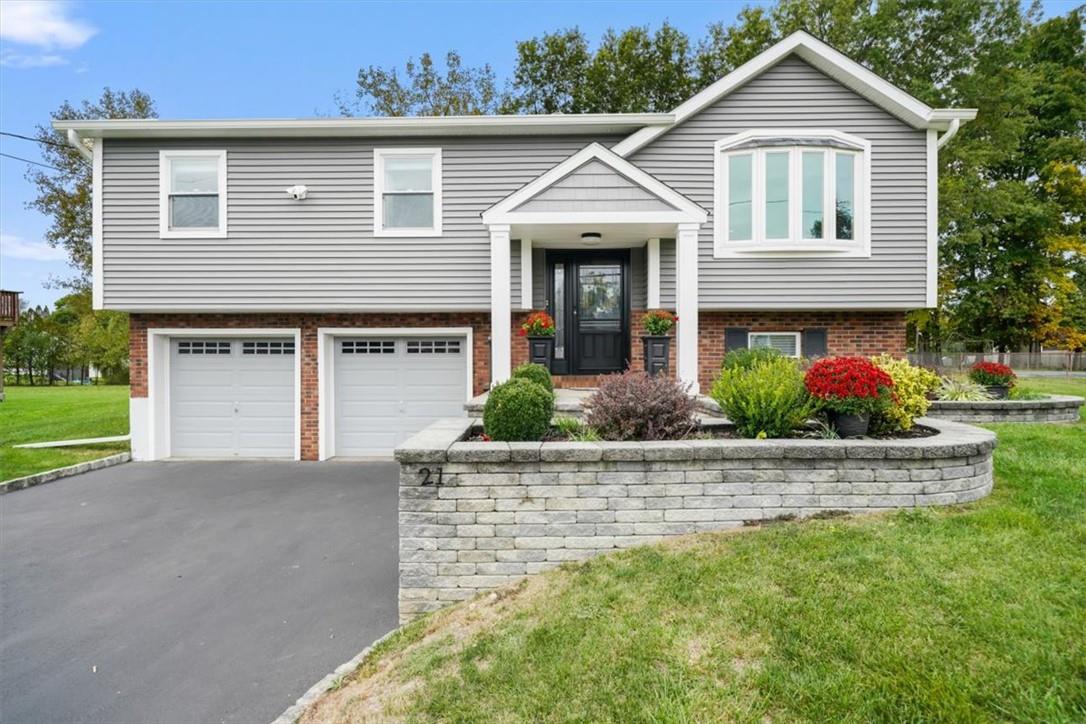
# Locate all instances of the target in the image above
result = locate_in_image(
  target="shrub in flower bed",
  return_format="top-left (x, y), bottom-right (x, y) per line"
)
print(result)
top-left (870, 354), bottom-right (941, 432)
top-left (968, 362), bottom-right (1016, 398)
top-left (805, 356), bottom-right (895, 436)
top-left (721, 346), bottom-right (784, 371)
top-left (642, 309), bottom-right (677, 335)
top-left (585, 371), bottom-right (697, 441)
top-left (711, 355), bottom-right (812, 439)
top-left (511, 362), bottom-right (554, 393)
top-left (938, 377), bottom-right (992, 401)
top-left (483, 378), bottom-right (555, 441)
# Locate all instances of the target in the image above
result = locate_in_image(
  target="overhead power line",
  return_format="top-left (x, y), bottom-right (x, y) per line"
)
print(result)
top-left (0, 152), bottom-right (65, 172)
top-left (0, 130), bottom-right (70, 149)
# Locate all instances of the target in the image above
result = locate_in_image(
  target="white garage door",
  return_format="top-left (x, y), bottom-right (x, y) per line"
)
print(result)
top-left (169, 338), bottom-right (296, 458)
top-left (334, 336), bottom-right (468, 457)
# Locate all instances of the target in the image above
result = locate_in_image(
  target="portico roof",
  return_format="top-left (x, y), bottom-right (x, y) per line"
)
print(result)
top-left (481, 143), bottom-right (707, 230)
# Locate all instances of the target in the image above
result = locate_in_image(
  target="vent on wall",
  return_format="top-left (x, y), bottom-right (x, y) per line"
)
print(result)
top-left (177, 340), bottom-right (232, 355)
top-left (341, 340), bottom-right (395, 354)
top-left (406, 339), bottom-right (461, 354)
top-left (242, 340), bottom-right (295, 355)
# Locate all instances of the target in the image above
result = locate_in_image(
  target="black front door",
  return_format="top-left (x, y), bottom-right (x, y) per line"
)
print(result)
top-left (547, 251), bottom-right (629, 375)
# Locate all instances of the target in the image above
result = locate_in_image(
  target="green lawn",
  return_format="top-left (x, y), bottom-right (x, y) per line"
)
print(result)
top-left (1, 385), bottom-right (130, 482)
top-left (303, 377), bottom-right (1086, 723)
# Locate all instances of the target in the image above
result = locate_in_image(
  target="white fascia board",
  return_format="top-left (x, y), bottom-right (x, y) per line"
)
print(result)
top-left (482, 142), bottom-right (707, 225)
top-left (614, 30), bottom-right (973, 158)
top-left (51, 113), bottom-right (674, 139)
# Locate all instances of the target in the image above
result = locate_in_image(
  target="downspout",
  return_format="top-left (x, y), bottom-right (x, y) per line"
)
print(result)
top-left (66, 129), bottom-right (94, 162)
top-left (936, 118), bottom-right (960, 149)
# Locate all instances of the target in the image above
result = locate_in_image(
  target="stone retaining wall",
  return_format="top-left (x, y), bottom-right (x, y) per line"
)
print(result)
top-left (394, 418), bottom-right (996, 623)
top-left (927, 395), bottom-right (1082, 424)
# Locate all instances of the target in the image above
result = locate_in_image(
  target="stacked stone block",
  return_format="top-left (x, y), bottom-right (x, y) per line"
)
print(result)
top-left (395, 417), bottom-right (996, 622)
top-left (927, 395), bottom-right (1082, 424)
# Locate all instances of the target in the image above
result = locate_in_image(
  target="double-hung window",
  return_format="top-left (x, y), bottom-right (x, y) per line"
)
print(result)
top-left (159, 150), bottom-right (227, 238)
top-left (374, 148), bottom-right (442, 236)
top-left (714, 130), bottom-right (869, 257)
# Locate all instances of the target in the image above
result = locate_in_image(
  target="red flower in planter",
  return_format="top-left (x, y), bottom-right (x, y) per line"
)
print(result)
top-left (642, 309), bottom-right (677, 336)
top-left (804, 356), bottom-right (895, 415)
top-left (968, 361), bottom-right (1016, 387)
top-left (520, 311), bottom-right (556, 337)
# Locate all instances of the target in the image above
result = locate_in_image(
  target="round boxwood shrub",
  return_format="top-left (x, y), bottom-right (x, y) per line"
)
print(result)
top-left (511, 362), bottom-right (554, 393)
top-left (483, 378), bottom-right (555, 441)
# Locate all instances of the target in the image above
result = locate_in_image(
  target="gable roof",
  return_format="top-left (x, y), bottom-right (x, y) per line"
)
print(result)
top-left (612, 30), bottom-right (977, 158)
top-left (481, 143), bottom-right (707, 226)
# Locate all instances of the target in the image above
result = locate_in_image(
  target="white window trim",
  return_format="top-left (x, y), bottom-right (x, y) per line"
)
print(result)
top-left (373, 147), bottom-right (443, 237)
top-left (748, 331), bottom-right (802, 358)
top-left (159, 150), bottom-right (228, 239)
top-left (713, 130), bottom-right (871, 258)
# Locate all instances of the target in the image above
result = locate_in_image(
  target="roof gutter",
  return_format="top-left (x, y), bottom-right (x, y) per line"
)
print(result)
top-left (936, 117), bottom-right (961, 149)
top-left (66, 129), bottom-right (93, 162)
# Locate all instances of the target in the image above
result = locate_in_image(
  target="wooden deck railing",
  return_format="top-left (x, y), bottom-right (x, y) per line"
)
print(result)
top-left (0, 290), bottom-right (20, 327)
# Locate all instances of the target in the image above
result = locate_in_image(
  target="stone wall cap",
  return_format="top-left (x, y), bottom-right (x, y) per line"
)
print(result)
top-left (930, 395), bottom-right (1083, 411)
top-left (402, 417), bottom-right (996, 463)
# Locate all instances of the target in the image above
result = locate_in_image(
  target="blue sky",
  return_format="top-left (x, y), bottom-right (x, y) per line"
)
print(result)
top-left (1, 0), bottom-right (1078, 308)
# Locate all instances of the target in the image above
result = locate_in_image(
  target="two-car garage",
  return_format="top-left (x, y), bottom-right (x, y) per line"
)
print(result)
top-left (142, 328), bottom-right (472, 461)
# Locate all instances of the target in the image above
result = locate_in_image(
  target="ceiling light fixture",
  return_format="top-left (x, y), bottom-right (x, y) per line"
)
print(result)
top-left (581, 232), bottom-right (602, 246)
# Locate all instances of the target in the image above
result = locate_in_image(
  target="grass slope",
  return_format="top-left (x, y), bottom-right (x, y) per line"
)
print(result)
top-left (1, 385), bottom-right (130, 482)
top-left (304, 378), bottom-right (1086, 723)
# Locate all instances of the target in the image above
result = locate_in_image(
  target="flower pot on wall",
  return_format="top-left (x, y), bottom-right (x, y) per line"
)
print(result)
top-left (641, 335), bottom-right (671, 376)
top-left (828, 411), bottom-right (870, 437)
top-left (527, 336), bottom-right (555, 370)
top-left (985, 385), bottom-right (1010, 400)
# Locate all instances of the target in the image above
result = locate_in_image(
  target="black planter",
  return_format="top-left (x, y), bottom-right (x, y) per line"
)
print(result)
top-left (828, 411), bottom-right (870, 437)
top-left (985, 384), bottom-right (1010, 399)
top-left (526, 335), bottom-right (555, 370)
top-left (642, 335), bottom-right (672, 376)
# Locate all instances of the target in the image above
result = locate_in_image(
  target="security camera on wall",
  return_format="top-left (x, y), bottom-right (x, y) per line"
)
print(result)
top-left (285, 185), bottom-right (308, 200)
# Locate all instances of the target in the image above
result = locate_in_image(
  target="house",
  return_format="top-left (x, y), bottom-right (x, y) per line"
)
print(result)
top-left (57, 31), bottom-right (974, 462)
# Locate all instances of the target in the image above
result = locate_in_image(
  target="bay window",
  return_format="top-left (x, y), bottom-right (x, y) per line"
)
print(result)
top-left (714, 130), bottom-right (870, 256)
top-left (374, 147), bottom-right (442, 236)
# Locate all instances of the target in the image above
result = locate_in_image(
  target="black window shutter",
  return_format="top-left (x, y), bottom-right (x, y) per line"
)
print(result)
top-left (802, 328), bottom-right (828, 358)
top-left (725, 327), bottom-right (749, 351)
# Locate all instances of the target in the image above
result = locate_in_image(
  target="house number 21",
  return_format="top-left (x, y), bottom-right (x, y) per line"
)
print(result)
top-left (419, 467), bottom-right (445, 487)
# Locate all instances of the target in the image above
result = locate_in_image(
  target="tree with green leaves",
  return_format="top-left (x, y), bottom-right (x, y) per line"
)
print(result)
top-left (341, 51), bottom-right (499, 116)
top-left (27, 88), bottom-right (156, 291)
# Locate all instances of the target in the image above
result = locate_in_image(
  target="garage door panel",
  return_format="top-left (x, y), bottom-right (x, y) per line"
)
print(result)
top-left (169, 337), bottom-right (295, 458)
top-left (335, 336), bottom-right (467, 457)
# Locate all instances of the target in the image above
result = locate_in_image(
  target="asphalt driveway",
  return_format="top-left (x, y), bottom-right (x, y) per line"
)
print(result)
top-left (0, 461), bottom-right (399, 724)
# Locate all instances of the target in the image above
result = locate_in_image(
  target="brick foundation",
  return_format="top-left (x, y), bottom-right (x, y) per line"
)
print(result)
top-left (131, 309), bottom-right (906, 460)
top-left (698, 311), bottom-right (907, 391)
top-left (130, 312), bottom-right (491, 460)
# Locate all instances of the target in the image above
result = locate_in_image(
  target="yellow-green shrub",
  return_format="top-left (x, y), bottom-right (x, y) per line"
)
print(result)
top-left (870, 354), bottom-right (941, 431)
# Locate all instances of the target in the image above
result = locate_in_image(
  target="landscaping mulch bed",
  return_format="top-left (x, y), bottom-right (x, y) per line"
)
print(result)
top-left (466, 423), bottom-right (938, 443)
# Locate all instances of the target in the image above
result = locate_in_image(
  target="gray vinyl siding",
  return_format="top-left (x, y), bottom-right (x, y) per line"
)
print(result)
top-left (659, 239), bottom-right (676, 308)
top-left (514, 159), bottom-right (674, 213)
top-left (101, 136), bottom-right (616, 311)
top-left (630, 55), bottom-right (929, 310)
top-left (510, 239), bottom-right (521, 307)
top-left (630, 246), bottom-right (648, 309)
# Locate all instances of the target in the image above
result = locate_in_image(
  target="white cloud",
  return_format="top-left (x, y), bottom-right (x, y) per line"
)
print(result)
top-left (0, 1), bottom-right (97, 50)
top-left (0, 49), bottom-right (68, 68)
top-left (0, 234), bottom-right (68, 262)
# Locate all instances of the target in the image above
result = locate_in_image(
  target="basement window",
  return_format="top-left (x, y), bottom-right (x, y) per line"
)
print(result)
top-left (748, 332), bottom-right (801, 358)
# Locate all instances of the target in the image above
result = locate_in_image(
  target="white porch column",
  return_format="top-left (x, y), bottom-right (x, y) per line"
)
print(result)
top-left (675, 223), bottom-right (700, 394)
top-left (490, 224), bottom-right (512, 386)
top-left (520, 238), bottom-right (533, 310)
top-left (647, 237), bottom-right (660, 309)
